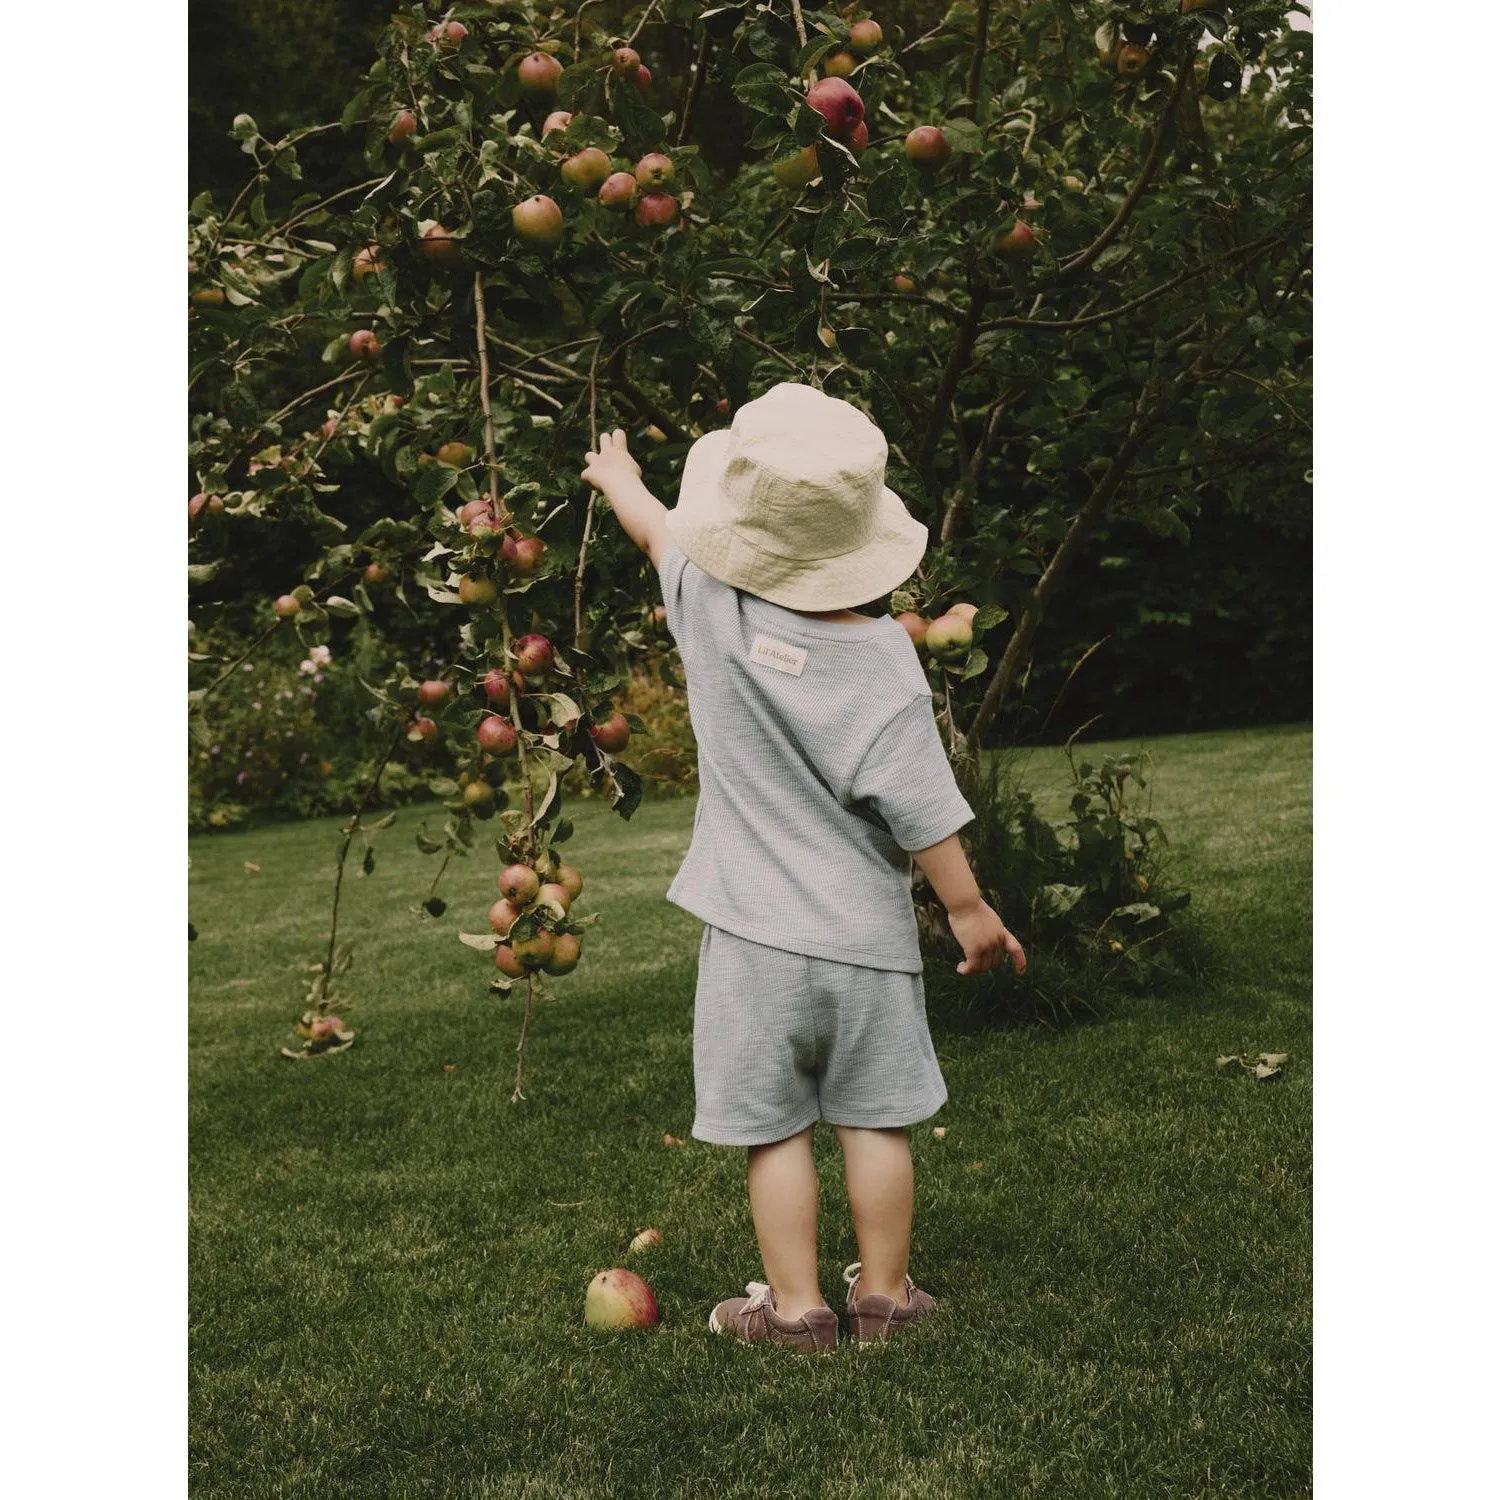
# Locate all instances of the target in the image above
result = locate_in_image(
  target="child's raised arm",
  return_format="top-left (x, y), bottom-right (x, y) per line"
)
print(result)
top-left (580, 429), bottom-right (671, 567)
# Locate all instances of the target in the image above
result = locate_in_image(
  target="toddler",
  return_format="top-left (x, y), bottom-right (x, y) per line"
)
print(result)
top-left (581, 381), bottom-right (1025, 1352)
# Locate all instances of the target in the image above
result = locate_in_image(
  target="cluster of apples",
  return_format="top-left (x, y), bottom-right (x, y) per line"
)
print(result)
top-left (895, 601), bottom-right (980, 666)
top-left (489, 854), bottom-right (585, 977)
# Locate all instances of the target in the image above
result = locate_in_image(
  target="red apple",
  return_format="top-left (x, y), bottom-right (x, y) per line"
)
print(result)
top-left (633, 64), bottom-right (652, 92)
top-left (478, 715), bottom-right (518, 754)
top-left (273, 594), bottom-right (301, 619)
top-left (542, 110), bottom-right (573, 138)
top-left (488, 898), bottom-right (523, 935)
top-left (190, 288), bottom-right (225, 307)
top-left (352, 245), bottom-right (386, 279)
top-left (538, 881), bottom-right (572, 914)
top-left (429, 20), bottom-right (466, 50)
top-left (823, 50), bottom-right (857, 78)
top-left (543, 932), bottom-right (581, 975)
top-left (513, 633), bottom-right (554, 676)
top-left (494, 943), bottom-right (526, 978)
top-left (411, 716), bottom-right (439, 744)
top-left (562, 148), bottom-right (613, 189)
top-left (849, 19), bottom-right (883, 52)
top-left (417, 680), bottom-right (451, 706)
top-left (715, 397), bottom-right (730, 416)
top-left (363, 562), bottom-right (390, 585)
top-left (948, 602), bottom-right (979, 623)
top-left (849, 120), bottom-right (869, 156)
top-left (610, 45), bottom-right (641, 75)
top-left (518, 51), bottom-right (563, 96)
top-left (482, 667), bottom-right (512, 707)
top-left (634, 153), bottom-right (674, 188)
top-left (599, 171), bottom-right (636, 208)
top-left (498, 863), bottom-right (541, 903)
top-left (349, 329), bottom-right (381, 360)
top-left (388, 110), bottom-right (418, 145)
top-left (893, 272), bottom-right (917, 293)
top-left (309, 1015), bottom-right (344, 1040)
top-left (421, 223), bottom-right (464, 269)
top-left (895, 611), bottom-right (929, 646)
top-left (457, 499), bottom-right (493, 527)
top-left (436, 440), bottom-right (473, 466)
top-left (584, 1268), bottom-right (659, 1330)
top-left (590, 712), bottom-right (630, 754)
top-left (510, 536), bottom-right (546, 574)
top-left (993, 217), bottom-right (1036, 257)
top-left (512, 929), bottom-right (557, 971)
top-left (634, 192), bottom-right (678, 228)
top-left (556, 864), bottom-right (584, 900)
top-left (1117, 42), bottom-right (1150, 76)
top-left (806, 77), bottom-right (864, 138)
top-left (513, 194), bottom-right (564, 249)
top-left (904, 125), bottom-right (950, 164)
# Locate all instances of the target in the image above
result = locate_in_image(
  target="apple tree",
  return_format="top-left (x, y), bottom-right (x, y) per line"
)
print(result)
top-left (187, 0), bottom-right (1312, 1088)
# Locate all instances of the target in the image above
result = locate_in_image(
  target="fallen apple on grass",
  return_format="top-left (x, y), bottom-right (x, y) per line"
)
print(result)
top-left (585, 1269), bottom-right (660, 1331)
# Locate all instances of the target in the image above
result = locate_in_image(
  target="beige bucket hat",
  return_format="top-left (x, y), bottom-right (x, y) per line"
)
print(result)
top-left (665, 381), bottom-right (928, 611)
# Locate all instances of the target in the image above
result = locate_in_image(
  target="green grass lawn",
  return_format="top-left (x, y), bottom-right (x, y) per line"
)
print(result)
top-left (190, 723), bottom-right (1311, 1499)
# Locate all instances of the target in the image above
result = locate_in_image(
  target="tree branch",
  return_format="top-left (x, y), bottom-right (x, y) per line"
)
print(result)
top-left (965, 1), bottom-right (994, 120)
top-left (940, 385), bottom-right (1019, 544)
top-left (573, 343), bottom-right (604, 652)
top-left (1057, 55), bottom-right (1194, 280)
top-left (968, 380), bottom-right (1160, 743)
top-left (914, 279), bottom-right (990, 493)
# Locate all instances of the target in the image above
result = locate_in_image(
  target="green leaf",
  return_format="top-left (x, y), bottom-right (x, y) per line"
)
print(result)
top-left (609, 761), bottom-right (643, 820)
top-left (552, 817), bottom-right (574, 844)
top-left (414, 463), bottom-right (460, 507)
top-left (459, 931), bottom-right (500, 951)
top-left (960, 647), bottom-right (989, 681)
top-left (188, 562), bottom-right (221, 586)
top-left (361, 847), bottom-right (376, 876)
top-left (941, 116), bottom-right (984, 154)
top-left (733, 62), bottom-right (795, 115)
top-left (971, 604), bottom-right (1009, 634)
top-left (324, 595), bottom-right (360, 618)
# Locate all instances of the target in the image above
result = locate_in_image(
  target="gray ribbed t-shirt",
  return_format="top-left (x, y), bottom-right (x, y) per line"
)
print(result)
top-left (657, 542), bottom-right (974, 974)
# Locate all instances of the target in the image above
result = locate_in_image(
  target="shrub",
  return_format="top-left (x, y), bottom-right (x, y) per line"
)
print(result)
top-left (917, 740), bottom-right (1197, 1022)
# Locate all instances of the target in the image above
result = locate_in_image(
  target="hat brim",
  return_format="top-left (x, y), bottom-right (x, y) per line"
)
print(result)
top-left (665, 428), bottom-right (928, 612)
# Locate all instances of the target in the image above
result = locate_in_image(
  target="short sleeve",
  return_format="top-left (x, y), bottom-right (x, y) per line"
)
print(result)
top-left (845, 695), bottom-right (975, 852)
top-left (655, 541), bottom-right (692, 649)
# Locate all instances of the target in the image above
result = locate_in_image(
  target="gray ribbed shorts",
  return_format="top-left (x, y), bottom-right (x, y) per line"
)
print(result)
top-left (690, 925), bottom-right (949, 1147)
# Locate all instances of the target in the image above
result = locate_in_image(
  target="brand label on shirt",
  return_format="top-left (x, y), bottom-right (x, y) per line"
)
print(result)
top-left (749, 633), bottom-right (808, 677)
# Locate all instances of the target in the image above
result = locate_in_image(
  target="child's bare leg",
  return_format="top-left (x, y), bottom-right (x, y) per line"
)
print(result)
top-left (745, 1124), bottom-right (827, 1321)
top-left (833, 1124), bottom-right (913, 1303)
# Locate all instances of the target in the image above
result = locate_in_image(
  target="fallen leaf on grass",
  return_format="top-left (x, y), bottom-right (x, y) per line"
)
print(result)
top-left (932, 1127), bottom-right (947, 1139)
top-left (969, 1161), bottom-right (985, 1171)
top-left (662, 1133), bottom-right (685, 1147)
top-left (1218, 1051), bottom-right (1291, 1081)
top-left (629, 1227), bottom-right (663, 1253)
top-left (244, 862), bottom-right (261, 874)
top-left (442, 1063), bottom-right (456, 1072)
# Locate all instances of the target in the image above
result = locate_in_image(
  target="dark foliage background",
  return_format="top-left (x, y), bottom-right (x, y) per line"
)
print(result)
top-left (188, 0), bottom-right (1310, 747)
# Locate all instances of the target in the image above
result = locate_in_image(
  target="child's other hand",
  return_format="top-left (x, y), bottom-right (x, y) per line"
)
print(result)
top-left (948, 900), bottom-right (1027, 976)
top-left (581, 429), bottom-right (641, 493)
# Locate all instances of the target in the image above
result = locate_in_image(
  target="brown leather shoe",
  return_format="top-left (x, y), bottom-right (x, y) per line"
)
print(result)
top-left (708, 1281), bottom-right (839, 1353)
top-left (842, 1261), bottom-right (938, 1344)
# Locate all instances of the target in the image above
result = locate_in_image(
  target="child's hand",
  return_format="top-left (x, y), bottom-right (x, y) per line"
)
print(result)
top-left (948, 900), bottom-right (1027, 976)
top-left (581, 429), bottom-right (642, 494)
